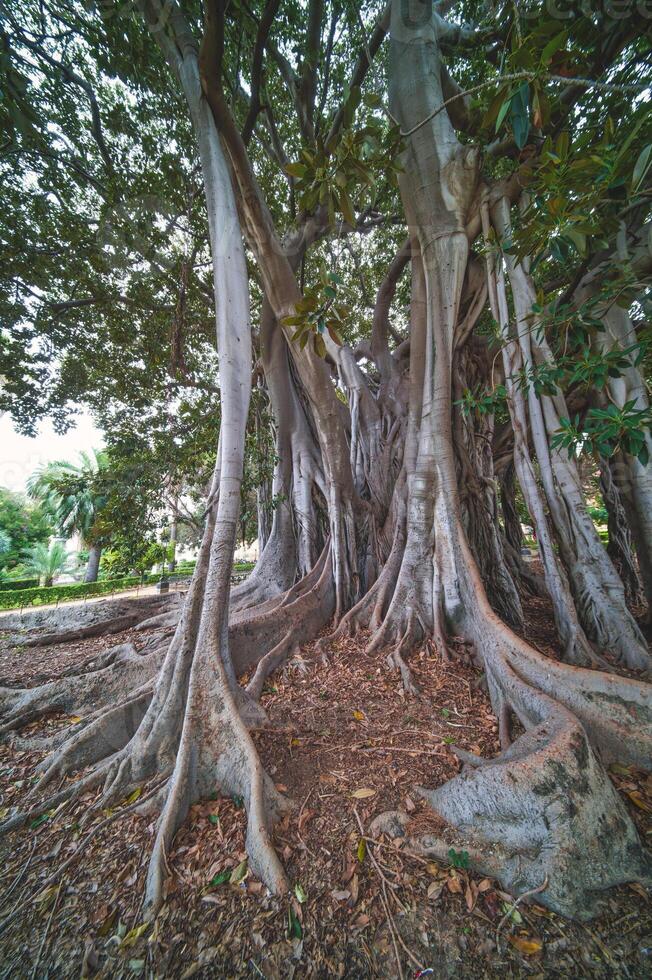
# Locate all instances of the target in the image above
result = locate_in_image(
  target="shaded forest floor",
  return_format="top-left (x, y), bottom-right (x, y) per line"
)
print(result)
top-left (0, 587), bottom-right (651, 978)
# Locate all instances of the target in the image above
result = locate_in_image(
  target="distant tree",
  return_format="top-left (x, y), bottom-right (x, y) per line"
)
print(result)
top-left (22, 541), bottom-right (68, 587)
top-left (0, 487), bottom-right (53, 572)
top-left (27, 449), bottom-right (109, 582)
top-left (101, 538), bottom-right (169, 578)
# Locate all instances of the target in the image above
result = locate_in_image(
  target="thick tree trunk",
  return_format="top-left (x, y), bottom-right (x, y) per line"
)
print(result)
top-left (600, 454), bottom-right (643, 606)
top-left (481, 202), bottom-right (598, 667)
top-left (3, 0), bottom-right (652, 929)
top-left (167, 518), bottom-right (177, 574)
top-left (454, 338), bottom-right (523, 627)
top-left (370, 0), bottom-right (652, 919)
top-left (0, 40), bottom-right (287, 920)
top-left (84, 543), bottom-right (102, 583)
top-left (493, 198), bottom-right (648, 671)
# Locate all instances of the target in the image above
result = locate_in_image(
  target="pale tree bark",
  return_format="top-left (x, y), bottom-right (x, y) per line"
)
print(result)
top-left (0, 13), bottom-right (288, 918)
top-left (453, 336), bottom-right (523, 628)
top-left (577, 266), bottom-right (652, 619)
top-left (369, 0), bottom-right (652, 919)
top-left (84, 544), bottom-right (102, 583)
top-left (493, 197), bottom-right (649, 671)
top-left (600, 454), bottom-right (643, 606)
top-left (481, 200), bottom-right (599, 667)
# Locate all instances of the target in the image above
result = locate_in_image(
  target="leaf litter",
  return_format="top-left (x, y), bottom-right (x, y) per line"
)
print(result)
top-left (0, 610), bottom-right (650, 977)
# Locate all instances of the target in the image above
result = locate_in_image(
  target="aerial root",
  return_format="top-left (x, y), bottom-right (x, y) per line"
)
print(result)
top-left (384, 609), bottom-right (422, 694)
top-left (246, 629), bottom-right (300, 701)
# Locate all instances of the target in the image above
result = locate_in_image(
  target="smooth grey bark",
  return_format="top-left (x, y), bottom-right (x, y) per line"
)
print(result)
top-left (167, 517), bottom-right (177, 574)
top-left (454, 338), bottom-right (523, 627)
top-left (380, 0), bottom-right (652, 919)
top-left (600, 454), bottom-right (643, 606)
top-left (494, 198), bottom-right (649, 671)
top-left (584, 289), bottom-right (652, 617)
top-left (0, 24), bottom-right (287, 919)
top-left (481, 203), bottom-right (597, 667)
top-left (84, 544), bottom-right (102, 583)
top-left (3, 0), bottom-right (652, 929)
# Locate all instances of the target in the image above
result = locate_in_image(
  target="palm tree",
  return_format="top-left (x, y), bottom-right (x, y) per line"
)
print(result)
top-left (27, 449), bottom-right (109, 582)
top-left (22, 541), bottom-right (68, 587)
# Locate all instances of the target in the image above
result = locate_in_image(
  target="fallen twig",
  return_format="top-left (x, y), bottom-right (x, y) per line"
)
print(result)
top-left (30, 882), bottom-right (61, 979)
top-left (0, 779), bottom-right (165, 938)
top-left (496, 876), bottom-right (549, 952)
top-left (0, 840), bottom-right (36, 913)
top-left (353, 809), bottom-right (426, 974)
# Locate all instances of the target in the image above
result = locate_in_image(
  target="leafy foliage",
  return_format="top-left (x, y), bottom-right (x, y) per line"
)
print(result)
top-left (21, 540), bottom-right (69, 587)
top-left (0, 487), bottom-right (53, 571)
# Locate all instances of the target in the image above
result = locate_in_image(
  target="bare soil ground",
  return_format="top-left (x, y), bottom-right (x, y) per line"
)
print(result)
top-left (0, 592), bottom-right (650, 978)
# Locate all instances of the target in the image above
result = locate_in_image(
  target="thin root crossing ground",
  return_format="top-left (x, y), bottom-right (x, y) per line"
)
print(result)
top-left (0, 619), bottom-right (650, 978)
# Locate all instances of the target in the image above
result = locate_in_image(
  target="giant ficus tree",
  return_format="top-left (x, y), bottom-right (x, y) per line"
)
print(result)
top-left (1, 0), bottom-right (652, 921)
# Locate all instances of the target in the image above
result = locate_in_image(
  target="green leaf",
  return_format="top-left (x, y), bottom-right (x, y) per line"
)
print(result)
top-left (357, 837), bottom-right (367, 863)
top-left (495, 95), bottom-right (513, 134)
top-left (288, 905), bottom-right (303, 939)
top-left (510, 82), bottom-right (530, 149)
top-left (483, 85), bottom-right (510, 130)
top-left (541, 30), bottom-right (568, 65)
top-left (229, 859), bottom-right (248, 884)
top-left (338, 188), bottom-right (356, 226)
top-left (209, 870), bottom-right (231, 887)
top-left (632, 144), bottom-right (652, 191)
top-left (294, 882), bottom-right (307, 903)
top-left (314, 333), bottom-right (327, 358)
top-left (326, 322), bottom-right (343, 346)
top-left (209, 813), bottom-right (219, 826)
top-left (285, 162), bottom-right (308, 179)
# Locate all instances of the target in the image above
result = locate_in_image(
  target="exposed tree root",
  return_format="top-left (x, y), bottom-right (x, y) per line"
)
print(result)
top-left (0, 645), bottom-right (164, 738)
top-left (1, 595), bottom-right (175, 647)
top-left (19, 612), bottom-right (156, 648)
top-left (230, 545), bottom-right (334, 676)
top-left (379, 695), bottom-right (651, 919)
top-left (369, 532), bottom-right (652, 918)
top-left (0, 552), bottom-right (337, 913)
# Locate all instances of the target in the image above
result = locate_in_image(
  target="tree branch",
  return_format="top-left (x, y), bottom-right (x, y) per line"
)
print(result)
top-left (324, 2), bottom-right (391, 150)
top-left (241, 0), bottom-right (282, 145)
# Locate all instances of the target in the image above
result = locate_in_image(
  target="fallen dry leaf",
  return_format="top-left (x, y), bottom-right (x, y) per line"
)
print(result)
top-left (508, 935), bottom-right (543, 955)
top-left (465, 881), bottom-right (475, 911)
top-left (331, 889), bottom-right (351, 902)
top-left (427, 881), bottom-right (444, 900)
top-left (298, 807), bottom-right (316, 831)
top-left (351, 788), bottom-right (376, 799)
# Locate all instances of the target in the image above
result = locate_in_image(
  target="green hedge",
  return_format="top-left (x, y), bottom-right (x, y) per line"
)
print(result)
top-left (0, 575), bottom-right (145, 610)
top-left (0, 562), bottom-right (254, 611)
top-left (0, 578), bottom-right (39, 591)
